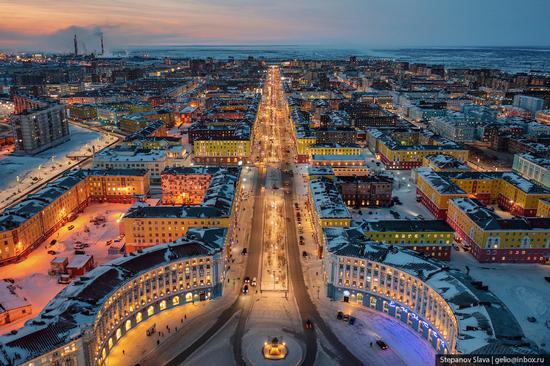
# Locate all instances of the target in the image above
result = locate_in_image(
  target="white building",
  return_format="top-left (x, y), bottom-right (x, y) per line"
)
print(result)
top-left (11, 103), bottom-right (70, 155)
top-left (428, 112), bottom-right (476, 143)
top-left (513, 95), bottom-right (546, 117)
top-left (93, 145), bottom-right (186, 182)
top-left (323, 227), bottom-right (539, 355)
top-left (512, 153), bottom-right (550, 189)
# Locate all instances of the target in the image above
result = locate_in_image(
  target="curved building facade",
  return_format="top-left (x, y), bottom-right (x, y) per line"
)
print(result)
top-left (0, 228), bottom-right (227, 366)
top-left (323, 227), bottom-right (538, 355)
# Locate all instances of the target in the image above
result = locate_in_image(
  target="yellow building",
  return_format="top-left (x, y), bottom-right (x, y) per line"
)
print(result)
top-left (296, 137), bottom-right (316, 155)
top-left (121, 167), bottom-right (241, 252)
top-left (421, 154), bottom-right (471, 172)
top-left (537, 199), bottom-right (550, 218)
top-left (307, 144), bottom-right (363, 156)
top-left (361, 220), bottom-right (454, 260)
top-left (378, 137), bottom-right (469, 170)
top-left (119, 110), bottom-right (172, 133)
top-left (67, 104), bottom-right (98, 121)
top-left (193, 139), bottom-right (251, 164)
top-left (447, 197), bottom-right (550, 263)
top-left (415, 169), bottom-right (550, 219)
top-left (0, 169), bottom-right (150, 265)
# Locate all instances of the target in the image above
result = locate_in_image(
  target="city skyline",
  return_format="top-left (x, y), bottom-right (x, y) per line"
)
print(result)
top-left (1, 0), bottom-right (550, 52)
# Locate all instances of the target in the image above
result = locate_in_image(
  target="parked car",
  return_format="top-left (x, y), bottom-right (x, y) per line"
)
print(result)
top-left (244, 276), bottom-right (250, 284)
top-left (241, 248), bottom-right (248, 255)
top-left (47, 250), bottom-right (57, 255)
top-left (49, 239), bottom-right (57, 246)
top-left (302, 251), bottom-right (307, 257)
top-left (58, 274), bottom-right (71, 284)
top-left (376, 340), bottom-right (388, 350)
top-left (337, 311), bottom-right (344, 320)
top-left (146, 324), bottom-right (156, 336)
top-left (67, 225), bottom-right (75, 231)
top-left (242, 284), bottom-right (249, 294)
top-left (304, 319), bottom-right (313, 329)
top-left (251, 277), bottom-right (257, 287)
top-left (343, 314), bottom-right (350, 322)
top-left (349, 316), bottom-right (356, 325)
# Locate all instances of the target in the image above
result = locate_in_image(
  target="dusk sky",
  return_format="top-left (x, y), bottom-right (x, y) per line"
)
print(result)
top-left (1, 0), bottom-right (550, 52)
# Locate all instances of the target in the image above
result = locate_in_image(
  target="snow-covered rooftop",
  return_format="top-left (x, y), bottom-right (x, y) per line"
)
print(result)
top-left (323, 227), bottom-right (539, 355)
top-left (309, 177), bottom-right (351, 220)
top-left (0, 228), bottom-right (227, 365)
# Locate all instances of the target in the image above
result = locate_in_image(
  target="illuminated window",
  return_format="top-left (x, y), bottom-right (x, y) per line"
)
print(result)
top-left (125, 319), bottom-right (131, 331)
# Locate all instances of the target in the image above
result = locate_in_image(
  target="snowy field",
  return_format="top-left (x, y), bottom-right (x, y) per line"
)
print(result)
top-left (451, 250), bottom-right (550, 353)
top-left (0, 124), bottom-right (117, 209)
top-left (0, 202), bottom-right (131, 334)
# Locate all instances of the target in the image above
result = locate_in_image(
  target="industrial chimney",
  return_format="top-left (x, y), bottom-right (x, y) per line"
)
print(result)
top-left (100, 34), bottom-right (104, 56)
top-left (73, 34), bottom-right (78, 56)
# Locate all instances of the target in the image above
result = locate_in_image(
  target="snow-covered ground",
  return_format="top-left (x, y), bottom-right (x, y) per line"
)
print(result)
top-left (0, 124), bottom-right (117, 210)
top-left (0, 202), bottom-right (131, 334)
top-left (316, 296), bottom-right (435, 366)
top-left (451, 250), bottom-right (550, 353)
top-left (292, 168), bottom-right (436, 366)
top-left (301, 252), bottom-right (435, 366)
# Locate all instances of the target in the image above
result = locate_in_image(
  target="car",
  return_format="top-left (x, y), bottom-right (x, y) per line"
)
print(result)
top-left (343, 314), bottom-right (350, 322)
top-left (67, 225), bottom-right (75, 231)
top-left (242, 285), bottom-right (249, 294)
top-left (251, 277), bottom-right (257, 287)
top-left (241, 248), bottom-right (248, 255)
top-left (47, 250), bottom-right (57, 255)
top-left (337, 311), bottom-right (344, 320)
top-left (349, 316), bottom-right (356, 325)
top-left (244, 276), bottom-right (250, 284)
top-left (302, 251), bottom-right (307, 257)
top-left (75, 250), bottom-right (86, 255)
top-left (376, 340), bottom-right (388, 350)
top-left (304, 319), bottom-right (313, 329)
top-left (49, 239), bottom-right (57, 246)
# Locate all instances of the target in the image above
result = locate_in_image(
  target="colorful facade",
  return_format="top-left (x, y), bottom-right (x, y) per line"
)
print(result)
top-left (537, 199), bottom-right (550, 218)
top-left (193, 139), bottom-right (251, 164)
top-left (360, 220), bottom-right (454, 260)
top-left (161, 167), bottom-right (217, 205)
top-left (415, 169), bottom-right (550, 219)
top-left (122, 167), bottom-right (241, 252)
top-left (447, 197), bottom-right (550, 263)
top-left (379, 139), bottom-right (469, 170)
top-left (0, 169), bottom-right (150, 265)
top-left (0, 228), bottom-right (227, 366)
top-left (323, 227), bottom-right (536, 355)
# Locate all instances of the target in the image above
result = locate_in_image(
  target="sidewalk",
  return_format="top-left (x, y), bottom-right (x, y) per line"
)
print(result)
top-left (105, 282), bottom-right (241, 366)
